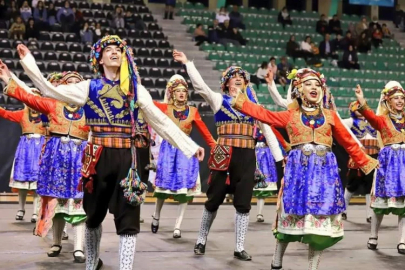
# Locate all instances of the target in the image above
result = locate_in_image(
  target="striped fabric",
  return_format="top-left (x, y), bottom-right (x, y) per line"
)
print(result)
top-left (91, 126), bottom-right (132, 148)
top-left (360, 139), bottom-right (380, 155)
top-left (217, 123), bottom-right (255, 149)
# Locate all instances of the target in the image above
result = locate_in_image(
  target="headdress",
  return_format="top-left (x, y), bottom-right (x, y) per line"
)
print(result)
top-left (59, 71), bottom-right (84, 85)
top-left (376, 81), bottom-right (404, 116)
top-left (47, 72), bottom-right (63, 84)
top-left (220, 66), bottom-right (250, 92)
top-left (164, 75), bottom-right (188, 104)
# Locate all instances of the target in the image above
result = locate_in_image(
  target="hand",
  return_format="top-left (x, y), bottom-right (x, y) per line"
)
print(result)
top-left (195, 147), bottom-right (205, 162)
top-left (173, 50), bottom-right (188, 65)
top-left (17, 44), bottom-right (30, 59)
top-left (354, 84), bottom-right (366, 105)
top-left (265, 68), bottom-right (274, 84)
top-left (0, 60), bottom-right (11, 83)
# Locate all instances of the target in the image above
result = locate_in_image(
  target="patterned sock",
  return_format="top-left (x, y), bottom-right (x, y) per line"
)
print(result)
top-left (257, 198), bottom-right (265, 216)
top-left (272, 240), bottom-right (288, 267)
top-left (343, 189), bottom-right (353, 213)
top-left (51, 217), bottom-right (65, 250)
top-left (85, 225), bottom-right (102, 270)
top-left (308, 247), bottom-right (323, 270)
top-left (235, 211), bottom-right (249, 252)
top-left (196, 208), bottom-right (217, 245)
top-left (73, 222), bottom-right (85, 252)
top-left (369, 211), bottom-right (384, 245)
top-left (119, 234), bottom-right (137, 270)
top-left (365, 194), bottom-right (372, 218)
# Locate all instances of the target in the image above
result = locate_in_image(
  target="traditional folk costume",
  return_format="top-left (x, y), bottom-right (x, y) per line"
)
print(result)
top-left (18, 35), bottom-right (201, 270)
top-left (354, 81), bottom-right (405, 254)
top-left (0, 105), bottom-right (45, 222)
top-left (150, 75), bottom-right (216, 238)
top-left (4, 71), bottom-right (89, 263)
top-left (231, 68), bottom-right (378, 269)
top-left (185, 62), bottom-right (284, 261)
top-left (341, 102), bottom-right (379, 222)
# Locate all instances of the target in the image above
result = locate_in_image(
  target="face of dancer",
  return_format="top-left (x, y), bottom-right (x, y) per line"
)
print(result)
top-left (66, 77), bottom-right (81, 84)
top-left (302, 79), bottom-right (322, 104)
top-left (100, 44), bottom-right (121, 69)
top-left (227, 73), bottom-right (245, 97)
top-left (173, 87), bottom-right (187, 103)
top-left (389, 95), bottom-right (405, 112)
top-left (51, 80), bottom-right (59, 86)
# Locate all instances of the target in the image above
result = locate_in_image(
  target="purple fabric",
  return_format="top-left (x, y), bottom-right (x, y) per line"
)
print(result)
top-left (283, 149), bottom-right (345, 216)
top-left (256, 147), bottom-right (277, 185)
top-left (155, 140), bottom-right (199, 191)
top-left (375, 146), bottom-right (405, 198)
top-left (13, 135), bottom-right (45, 182)
top-left (37, 137), bottom-right (86, 199)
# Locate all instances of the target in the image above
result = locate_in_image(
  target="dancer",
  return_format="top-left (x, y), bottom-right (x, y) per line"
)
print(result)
top-left (354, 83), bottom-right (405, 254)
top-left (12, 36), bottom-right (204, 270)
top-left (0, 100), bottom-right (45, 223)
top-left (341, 101), bottom-right (379, 222)
top-left (151, 75), bottom-right (216, 238)
top-left (1, 69), bottom-right (88, 263)
top-left (229, 68), bottom-right (378, 269)
top-left (175, 50), bottom-right (284, 261)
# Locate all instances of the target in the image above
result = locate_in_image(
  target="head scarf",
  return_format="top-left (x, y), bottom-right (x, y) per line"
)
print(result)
top-left (376, 81), bottom-right (405, 116)
top-left (59, 71), bottom-right (84, 85)
top-left (47, 72), bottom-right (63, 85)
top-left (164, 75), bottom-right (188, 104)
top-left (220, 66), bottom-right (250, 93)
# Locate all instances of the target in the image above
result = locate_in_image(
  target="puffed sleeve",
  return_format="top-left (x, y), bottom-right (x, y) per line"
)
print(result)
top-left (0, 107), bottom-right (24, 123)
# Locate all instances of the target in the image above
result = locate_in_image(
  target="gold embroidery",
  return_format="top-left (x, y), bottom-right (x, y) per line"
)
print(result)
top-left (380, 115), bottom-right (405, 145)
top-left (99, 84), bottom-right (130, 121)
top-left (86, 98), bottom-right (105, 117)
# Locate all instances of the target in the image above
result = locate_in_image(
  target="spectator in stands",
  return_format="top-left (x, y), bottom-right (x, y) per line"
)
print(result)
top-left (278, 7), bottom-right (292, 28)
top-left (33, 1), bottom-right (47, 29)
top-left (9, 15), bottom-right (25, 39)
top-left (340, 30), bottom-right (355, 51)
top-left (394, 4), bottom-right (403, 28)
top-left (276, 56), bottom-right (292, 90)
top-left (319, 33), bottom-right (338, 59)
top-left (355, 16), bottom-right (368, 38)
top-left (0, 0), bottom-right (8, 27)
top-left (216, 6), bottom-right (229, 25)
top-left (93, 22), bottom-right (102, 41)
top-left (208, 19), bottom-right (221, 43)
top-left (124, 10), bottom-right (136, 29)
top-left (164, 0), bottom-right (176, 20)
top-left (382, 23), bottom-right (393, 39)
top-left (369, 16), bottom-right (382, 31)
top-left (57, 0), bottom-right (75, 32)
top-left (229, 5), bottom-right (245, 30)
top-left (329, 14), bottom-right (342, 35)
top-left (356, 32), bottom-right (371, 53)
top-left (371, 25), bottom-right (383, 48)
top-left (316, 14), bottom-right (328, 35)
top-left (80, 22), bottom-right (93, 45)
top-left (331, 33), bottom-right (343, 51)
top-left (72, 7), bottom-right (84, 38)
top-left (286, 35), bottom-right (300, 58)
top-left (340, 45), bottom-right (359, 69)
top-left (113, 6), bottom-right (125, 28)
top-left (256, 61), bottom-right (269, 84)
top-left (232, 28), bottom-right (247, 45)
top-left (46, 2), bottom-right (57, 27)
top-left (31, 0), bottom-right (38, 8)
top-left (25, 18), bottom-right (39, 40)
top-left (194, 23), bottom-right (209, 46)
top-left (300, 35), bottom-right (314, 58)
top-left (19, 1), bottom-right (32, 23)
top-left (219, 20), bottom-right (239, 46)
top-left (8, 1), bottom-right (20, 23)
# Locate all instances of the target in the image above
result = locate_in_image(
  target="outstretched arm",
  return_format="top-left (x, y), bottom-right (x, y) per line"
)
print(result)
top-left (353, 84), bottom-right (384, 130)
top-left (193, 109), bottom-right (216, 148)
top-left (265, 69), bottom-right (288, 108)
top-left (0, 107), bottom-right (24, 123)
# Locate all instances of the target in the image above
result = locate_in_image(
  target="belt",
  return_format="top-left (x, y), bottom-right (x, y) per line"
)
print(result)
top-left (389, 143), bottom-right (405, 150)
top-left (293, 143), bottom-right (331, 157)
top-left (256, 142), bottom-right (268, 148)
top-left (92, 131), bottom-right (132, 139)
top-left (50, 133), bottom-right (83, 145)
top-left (219, 134), bottom-right (254, 140)
top-left (23, 133), bottom-right (42, 138)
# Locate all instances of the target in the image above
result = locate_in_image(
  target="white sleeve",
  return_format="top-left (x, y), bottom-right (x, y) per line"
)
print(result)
top-left (185, 61), bottom-right (223, 113)
top-left (20, 53), bottom-right (89, 106)
top-left (336, 113), bottom-right (362, 147)
top-left (10, 72), bottom-right (34, 94)
top-left (258, 122), bottom-right (284, 162)
top-left (341, 117), bottom-right (353, 129)
top-left (267, 81), bottom-right (288, 109)
top-left (137, 85), bottom-right (199, 158)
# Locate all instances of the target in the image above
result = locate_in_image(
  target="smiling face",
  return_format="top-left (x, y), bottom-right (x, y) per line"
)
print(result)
top-left (173, 87), bottom-right (187, 103)
top-left (66, 77), bottom-right (81, 84)
top-left (302, 79), bottom-right (322, 104)
top-left (388, 95), bottom-right (405, 112)
top-left (227, 73), bottom-right (245, 97)
top-left (100, 44), bottom-right (122, 69)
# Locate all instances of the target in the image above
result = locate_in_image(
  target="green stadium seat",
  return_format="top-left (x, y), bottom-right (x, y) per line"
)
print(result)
top-left (200, 43), bottom-right (212, 52)
top-left (208, 52), bottom-right (220, 61)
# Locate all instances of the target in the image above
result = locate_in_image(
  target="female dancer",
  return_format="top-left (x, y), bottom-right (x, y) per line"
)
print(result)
top-left (151, 74), bottom-right (216, 238)
top-left (230, 68), bottom-right (378, 269)
top-left (1, 69), bottom-right (89, 263)
top-left (354, 82), bottom-right (405, 254)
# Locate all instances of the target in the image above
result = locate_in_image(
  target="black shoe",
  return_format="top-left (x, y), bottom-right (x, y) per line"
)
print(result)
top-left (96, 258), bottom-right (103, 270)
top-left (151, 216), bottom-right (159, 233)
top-left (234, 250), bottom-right (252, 261)
top-left (164, 11), bottom-right (168, 19)
top-left (169, 12), bottom-right (174, 20)
top-left (73, 250), bottom-right (85, 263)
top-left (342, 213), bottom-right (347, 220)
top-left (15, 210), bottom-right (25, 220)
top-left (367, 237), bottom-right (378, 250)
top-left (398, 243), bottom-right (405, 255)
top-left (271, 265), bottom-right (283, 270)
top-left (47, 245), bottom-right (62, 257)
top-left (366, 217), bottom-right (372, 223)
top-left (194, 243), bottom-right (206, 255)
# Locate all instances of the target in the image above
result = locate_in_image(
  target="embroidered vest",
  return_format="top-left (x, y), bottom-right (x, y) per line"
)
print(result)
top-left (165, 105), bottom-right (195, 136)
top-left (380, 115), bottom-right (405, 145)
top-left (20, 107), bottom-right (46, 135)
top-left (351, 117), bottom-right (377, 139)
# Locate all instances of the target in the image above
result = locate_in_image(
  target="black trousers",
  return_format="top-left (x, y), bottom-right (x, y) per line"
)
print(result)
top-left (83, 148), bottom-right (140, 235)
top-left (346, 154), bottom-right (378, 195)
top-left (205, 147), bottom-right (256, 214)
top-left (136, 146), bottom-right (150, 184)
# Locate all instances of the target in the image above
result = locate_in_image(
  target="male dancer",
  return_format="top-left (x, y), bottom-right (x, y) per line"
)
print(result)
top-left (173, 50), bottom-right (284, 261)
top-left (8, 35), bottom-right (204, 270)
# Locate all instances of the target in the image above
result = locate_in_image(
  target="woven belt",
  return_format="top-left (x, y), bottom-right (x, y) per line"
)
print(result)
top-left (23, 133), bottom-right (42, 139)
top-left (389, 143), bottom-right (405, 150)
top-left (219, 134), bottom-right (253, 140)
top-left (92, 131), bottom-right (132, 138)
top-left (256, 142), bottom-right (268, 148)
top-left (293, 144), bottom-right (331, 157)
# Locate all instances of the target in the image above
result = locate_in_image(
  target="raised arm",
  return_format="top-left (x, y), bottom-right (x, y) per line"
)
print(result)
top-left (354, 84), bottom-right (385, 131)
top-left (152, 101), bottom-right (168, 112)
top-left (193, 109), bottom-right (216, 148)
top-left (265, 69), bottom-right (288, 108)
top-left (258, 122), bottom-right (284, 162)
top-left (0, 107), bottom-right (24, 123)
top-left (137, 84), bottom-right (202, 159)
top-left (173, 50), bottom-right (223, 113)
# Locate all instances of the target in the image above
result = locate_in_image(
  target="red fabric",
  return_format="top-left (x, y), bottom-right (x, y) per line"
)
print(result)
top-left (8, 84), bottom-right (55, 115)
top-left (193, 109), bottom-right (216, 148)
top-left (0, 107), bottom-right (24, 123)
top-left (271, 126), bottom-right (289, 151)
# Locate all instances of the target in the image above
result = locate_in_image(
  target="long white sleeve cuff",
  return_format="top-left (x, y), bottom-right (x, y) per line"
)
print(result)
top-left (259, 122), bottom-right (284, 162)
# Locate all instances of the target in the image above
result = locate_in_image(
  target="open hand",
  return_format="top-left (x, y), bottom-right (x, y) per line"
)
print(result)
top-left (0, 60), bottom-right (11, 83)
top-left (173, 50), bottom-right (188, 65)
top-left (195, 147), bottom-right (205, 161)
top-left (16, 44), bottom-right (30, 59)
top-left (354, 84), bottom-right (366, 105)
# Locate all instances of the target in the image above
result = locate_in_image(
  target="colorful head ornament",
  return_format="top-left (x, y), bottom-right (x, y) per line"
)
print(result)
top-left (59, 71), bottom-right (84, 85)
top-left (47, 72), bottom-right (63, 84)
top-left (381, 81), bottom-right (405, 100)
top-left (164, 75), bottom-right (188, 104)
top-left (220, 66), bottom-right (250, 92)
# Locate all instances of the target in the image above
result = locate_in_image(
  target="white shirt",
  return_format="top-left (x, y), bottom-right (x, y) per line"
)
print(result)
top-left (301, 41), bottom-right (312, 52)
top-left (256, 68), bottom-right (268, 79)
top-left (216, 13), bottom-right (229, 24)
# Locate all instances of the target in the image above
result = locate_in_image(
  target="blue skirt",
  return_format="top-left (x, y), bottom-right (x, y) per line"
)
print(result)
top-left (155, 140), bottom-right (199, 191)
top-left (13, 135), bottom-right (45, 182)
top-left (37, 137), bottom-right (86, 199)
top-left (254, 146), bottom-right (277, 197)
top-left (283, 148), bottom-right (345, 216)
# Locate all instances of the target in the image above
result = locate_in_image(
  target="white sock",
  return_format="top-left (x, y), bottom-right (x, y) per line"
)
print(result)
top-left (52, 217), bottom-right (65, 247)
top-left (196, 208), bottom-right (217, 245)
top-left (32, 192), bottom-right (39, 215)
top-left (308, 247), bottom-right (323, 270)
top-left (73, 222), bottom-right (85, 252)
top-left (152, 198), bottom-right (164, 226)
top-left (272, 240), bottom-right (288, 267)
top-left (18, 189), bottom-right (28, 211)
top-left (343, 189), bottom-right (353, 213)
top-left (63, 222), bottom-right (68, 234)
top-left (365, 194), bottom-right (372, 218)
top-left (398, 216), bottom-right (405, 246)
top-left (174, 203), bottom-right (187, 230)
top-left (235, 211), bottom-right (249, 252)
top-left (370, 211), bottom-right (384, 245)
top-left (85, 225), bottom-right (102, 270)
top-left (119, 234), bottom-right (137, 270)
top-left (257, 198), bottom-right (265, 216)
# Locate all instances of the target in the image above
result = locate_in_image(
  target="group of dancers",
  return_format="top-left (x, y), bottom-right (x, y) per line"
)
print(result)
top-left (0, 34), bottom-right (404, 270)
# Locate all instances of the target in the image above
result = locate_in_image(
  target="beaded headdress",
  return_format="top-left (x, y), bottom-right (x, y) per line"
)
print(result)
top-left (59, 71), bottom-right (84, 85)
top-left (46, 72), bottom-right (63, 84)
top-left (164, 75), bottom-right (188, 104)
top-left (220, 66), bottom-right (250, 92)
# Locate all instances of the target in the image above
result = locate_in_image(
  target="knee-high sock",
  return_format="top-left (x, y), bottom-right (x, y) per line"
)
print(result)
top-left (18, 189), bottom-right (28, 211)
top-left (174, 203), bottom-right (187, 230)
top-left (119, 234), bottom-right (137, 270)
top-left (365, 194), bottom-right (372, 218)
top-left (370, 211), bottom-right (384, 245)
top-left (257, 198), bottom-right (265, 216)
top-left (196, 207), bottom-right (217, 245)
top-left (308, 247), bottom-right (323, 270)
top-left (63, 222), bottom-right (68, 234)
top-left (398, 216), bottom-right (405, 244)
top-left (343, 189), bottom-right (353, 213)
top-left (32, 192), bottom-right (39, 215)
top-left (272, 240), bottom-right (288, 267)
top-left (235, 211), bottom-right (249, 252)
top-left (52, 217), bottom-right (65, 247)
top-left (152, 198), bottom-right (164, 226)
top-left (85, 225), bottom-right (102, 270)
top-left (73, 222), bottom-right (85, 252)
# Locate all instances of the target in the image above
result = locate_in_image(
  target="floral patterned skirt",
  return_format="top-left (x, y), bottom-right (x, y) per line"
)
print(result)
top-left (253, 146), bottom-right (277, 198)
